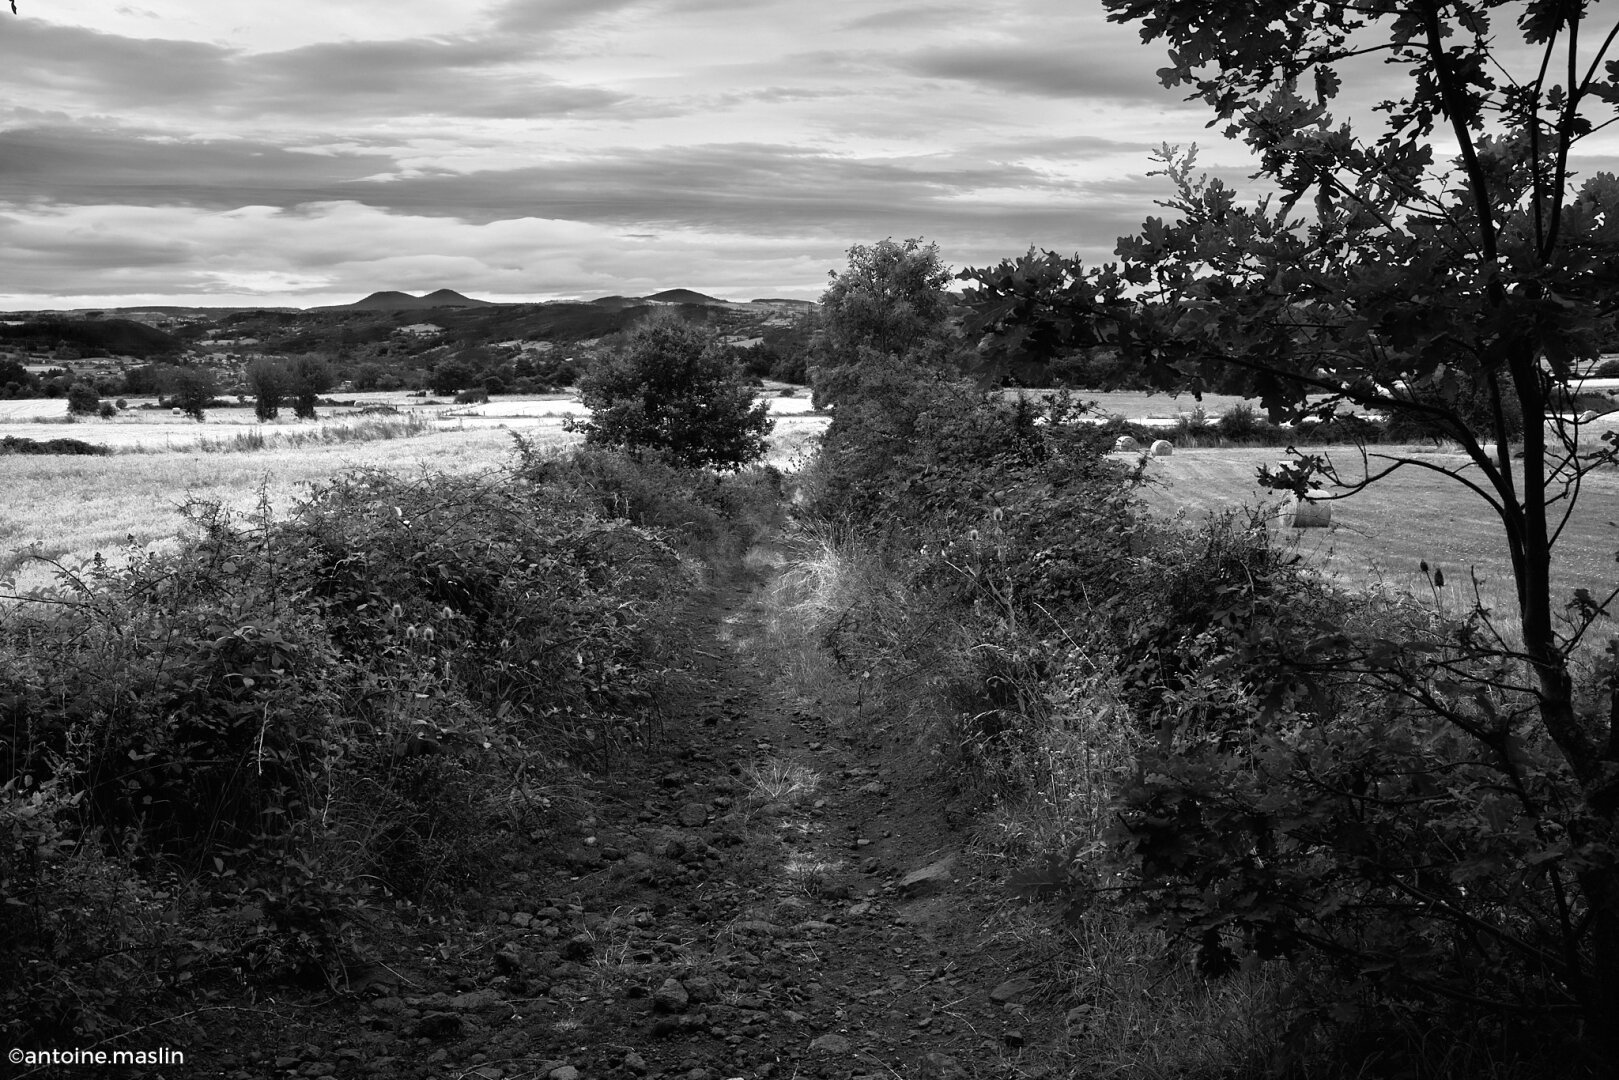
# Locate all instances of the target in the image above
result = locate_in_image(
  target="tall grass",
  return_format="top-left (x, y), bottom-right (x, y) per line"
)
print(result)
top-left (760, 515), bottom-right (1306, 1077)
top-left (185, 414), bottom-right (434, 452)
top-left (1039, 911), bottom-right (1299, 1079)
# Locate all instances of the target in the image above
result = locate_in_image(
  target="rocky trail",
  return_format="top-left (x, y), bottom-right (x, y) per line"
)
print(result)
top-left (110, 551), bottom-right (1074, 1080)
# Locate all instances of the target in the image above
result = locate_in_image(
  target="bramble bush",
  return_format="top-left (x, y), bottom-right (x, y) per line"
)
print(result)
top-left (800, 367), bottom-right (1143, 792)
top-left (514, 440), bottom-right (785, 571)
top-left (0, 443), bottom-right (780, 1049)
top-left (1091, 517), bottom-right (1604, 1072)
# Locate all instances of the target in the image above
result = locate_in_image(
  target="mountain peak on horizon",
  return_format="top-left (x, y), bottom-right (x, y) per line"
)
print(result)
top-left (645, 288), bottom-right (728, 305)
top-left (343, 289), bottom-right (494, 310)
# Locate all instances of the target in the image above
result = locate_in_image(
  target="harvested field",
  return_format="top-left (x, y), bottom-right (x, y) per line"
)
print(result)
top-left (0, 427), bottom-right (573, 596)
top-left (0, 397), bottom-right (828, 598)
top-left (1137, 445), bottom-right (1618, 612)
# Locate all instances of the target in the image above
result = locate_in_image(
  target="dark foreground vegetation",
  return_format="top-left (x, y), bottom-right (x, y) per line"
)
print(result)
top-left (0, 443), bottom-right (783, 1054)
top-left (794, 359), bottom-right (1613, 1077)
top-left (6, 0), bottom-right (1619, 1070)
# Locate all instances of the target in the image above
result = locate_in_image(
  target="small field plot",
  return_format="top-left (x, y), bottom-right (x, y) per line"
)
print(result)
top-left (763, 413), bottom-right (829, 470)
top-left (1072, 389), bottom-right (1258, 421)
top-left (0, 399), bottom-right (68, 420)
top-left (1139, 446), bottom-right (1618, 609)
top-left (0, 406), bottom-right (578, 451)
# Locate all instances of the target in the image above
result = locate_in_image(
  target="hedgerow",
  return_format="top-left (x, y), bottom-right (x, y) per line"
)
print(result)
top-left (0, 435), bottom-right (111, 456)
top-left (797, 365), bottom-right (1606, 1076)
top-left (0, 444), bottom-right (778, 1050)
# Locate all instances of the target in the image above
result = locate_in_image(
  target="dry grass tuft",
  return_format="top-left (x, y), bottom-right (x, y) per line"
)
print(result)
top-left (978, 673), bottom-right (1141, 866)
top-left (753, 526), bottom-right (864, 695)
top-left (1051, 911), bottom-right (1298, 1079)
top-left (742, 757), bottom-right (821, 804)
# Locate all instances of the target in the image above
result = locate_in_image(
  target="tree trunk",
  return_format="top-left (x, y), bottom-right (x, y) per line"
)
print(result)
top-left (1577, 860), bottom-right (1619, 1067)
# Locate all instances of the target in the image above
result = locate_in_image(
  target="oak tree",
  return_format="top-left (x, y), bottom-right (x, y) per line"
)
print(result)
top-left (572, 311), bottom-right (773, 471)
top-left (813, 237), bottom-right (957, 409)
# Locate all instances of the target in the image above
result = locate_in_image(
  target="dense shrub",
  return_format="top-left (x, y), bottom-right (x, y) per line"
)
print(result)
top-left (800, 367), bottom-right (1141, 791)
top-left (0, 436), bottom-right (110, 456)
top-left (65, 382), bottom-right (99, 416)
top-left (804, 371), bottom-right (1120, 538)
top-left (573, 313), bottom-right (773, 470)
top-left (0, 443), bottom-right (780, 1047)
top-left (1216, 401), bottom-right (1265, 442)
top-left (1094, 521), bottom-right (1599, 1067)
top-left (514, 442), bottom-right (784, 569)
top-left (797, 357), bottom-right (1598, 1073)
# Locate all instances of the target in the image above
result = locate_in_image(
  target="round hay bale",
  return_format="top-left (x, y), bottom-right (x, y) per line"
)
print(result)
top-left (1578, 409), bottom-right (1601, 423)
top-left (1286, 497), bottom-right (1332, 529)
top-left (1149, 439), bottom-right (1173, 457)
top-left (1113, 435), bottom-right (1140, 453)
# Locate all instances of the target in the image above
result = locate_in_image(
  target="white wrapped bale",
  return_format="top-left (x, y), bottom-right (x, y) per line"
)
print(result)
top-left (1286, 497), bottom-right (1332, 528)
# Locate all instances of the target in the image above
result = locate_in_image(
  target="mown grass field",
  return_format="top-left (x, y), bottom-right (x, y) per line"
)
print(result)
top-left (1138, 445), bottom-right (1619, 617)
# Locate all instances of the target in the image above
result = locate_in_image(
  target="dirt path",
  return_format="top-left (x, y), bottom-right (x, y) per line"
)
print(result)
top-left (159, 550), bottom-right (1069, 1080)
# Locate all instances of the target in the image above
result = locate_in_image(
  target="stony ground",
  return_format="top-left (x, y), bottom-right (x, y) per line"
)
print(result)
top-left (58, 554), bottom-right (1080, 1080)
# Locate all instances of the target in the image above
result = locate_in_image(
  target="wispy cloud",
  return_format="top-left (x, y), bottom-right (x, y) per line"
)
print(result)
top-left (0, 19), bottom-right (635, 121)
top-left (0, 0), bottom-right (1262, 307)
top-left (838, 4), bottom-right (976, 31)
top-left (901, 42), bottom-right (1177, 102)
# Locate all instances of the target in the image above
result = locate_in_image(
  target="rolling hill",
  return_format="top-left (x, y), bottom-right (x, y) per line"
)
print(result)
top-left (338, 290), bottom-right (497, 311)
top-left (644, 288), bottom-right (729, 305)
top-left (0, 316), bottom-right (184, 359)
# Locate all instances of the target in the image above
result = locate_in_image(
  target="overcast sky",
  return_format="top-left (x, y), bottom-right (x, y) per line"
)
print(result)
top-left (3, 2), bottom-right (1611, 311)
top-left (0, 0), bottom-right (1240, 308)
